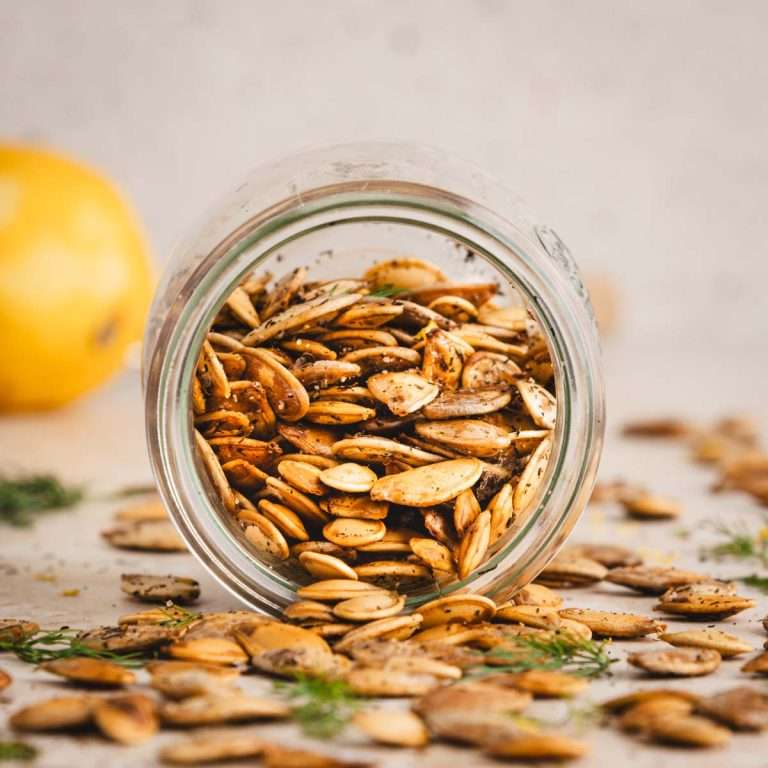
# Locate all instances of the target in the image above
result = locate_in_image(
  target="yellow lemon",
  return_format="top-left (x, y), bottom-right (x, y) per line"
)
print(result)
top-left (0, 144), bottom-right (153, 411)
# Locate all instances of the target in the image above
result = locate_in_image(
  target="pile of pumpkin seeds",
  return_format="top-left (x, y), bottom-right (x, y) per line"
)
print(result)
top-left (192, 258), bottom-right (556, 594)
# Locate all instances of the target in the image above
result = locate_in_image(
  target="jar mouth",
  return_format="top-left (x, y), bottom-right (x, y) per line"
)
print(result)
top-left (146, 157), bottom-right (603, 616)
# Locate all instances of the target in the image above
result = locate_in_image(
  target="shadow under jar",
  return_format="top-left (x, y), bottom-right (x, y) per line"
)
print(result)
top-left (143, 143), bottom-right (604, 616)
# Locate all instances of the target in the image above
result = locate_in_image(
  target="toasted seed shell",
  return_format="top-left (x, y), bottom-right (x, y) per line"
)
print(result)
top-left (334, 614), bottom-right (423, 653)
top-left (602, 687), bottom-right (700, 714)
top-left (295, 359), bottom-right (362, 388)
top-left (364, 258), bottom-right (446, 290)
top-left (0, 619), bottom-right (39, 642)
top-left (618, 696), bottom-right (695, 732)
top-left (367, 370), bottom-right (440, 416)
top-left (461, 352), bottom-right (521, 389)
top-left (353, 560), bottom-right (431, 582)
top-left (457, 510), bottom-right (491, 579)
top-left (513, 435), bottom-right (552, 512)
top-left (558, 608), bottom-right (665, 638)
top-left (628, 648), bottom-right (722, 677)
top-left (487, 733), bottom-right (588, 760)
top-left (741, 650), bottom-right (768, 675)
top-left (257, 499), bottom-right (310, 541)
top-left (150, 667), bottom-right (239, 700)
top-left (517, 380), bottom-right (557, 429)
top-left (333, 591), bottom-right (405, 622)
top-left (661, 629), bottom-right (752, 658)
top-left (453, 487), bottom-right (481, 537)
top-left (299, 551), bottom-right (358, 581)
top-left (489, 668), bottom-right (588, 698)
top-left (103, 519), bottom-right (187, 552)
top-left (244, 515), bottom-right (290, 560)
top-left (115, 497), bottom-right (166, 522)
top-left (78, 624), bottom-right (176, 653)
top-left (305, 401), bottom-right (377, 425)
top-left (622, 494), bottom-right (682, 520)
top-left (605, 565), bottom-right (707, 595)
top-left (320, 463), bottom-right (377, 493)
top-left (343, 346), bottom-right (422, 375)
top-left (297, 579), bottom-right (386, 602)
top-left (278, 423), bottom-right (338, 458)
top-left (281, 337), bottom-right (336, 360)
top-left (326, 494), bottom-right (388, 520)
top-left (697, 687), bottom-right (768, 731)
top-left (322, 518), bottom-right (386, 548)
top-left (161, 693), bottom-right (290, 726)
top-left (208, 436), bottom-right (282, 468)
top-left (283, 600), bottom-right (336, 624)
top-left (371, 458), bottom-right (483, 507)
top-left (333, 436), bottom-right (442, 466)
top-left (410, 537), bottom-right (455, 572)
top-left (10, 695), bottom-right (95, 732)
top-left (169, 637), bottom-right (249, 665)
top-left (488, 483), bottom-right (515, 544)
top-left (265, 476), bottom-right (327, 523)
top-left (536, 555), bottom-right (607, 588)
top-left (0, 667), bottom-right (10, 691)
top-left (277, 460), bottom-right (327, 495)
top-left (40, 657), bottom-right (135, 687)
top-left (353, 707), bottom-right (429, 748)
top-left (262, 744), bottom-right (370, 768)
top-left (645, 714), bottom-right (731, 747)
top-left (415, 419), bottom-right (512, 458)
top-left (345, 666), bottom-right (436, 698)
top-left (241, 348), bottom-right (310, 422)
top-left (418, 594), bottom-right (496, 628)
top-left (93, 693), bottom-right (158, 745)
top-left (160, 733), bottom-right (266, 765)
top-left (428, 295), bottom-right (478, 322)
top-left (120, 574), bottom-right (200, 605)
top-left (494, 604), bottom-right (561, 629)
top-left (655, 593), bottom-right (755, 619)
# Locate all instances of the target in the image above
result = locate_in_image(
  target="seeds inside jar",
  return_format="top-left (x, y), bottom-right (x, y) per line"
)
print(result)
top-left (192, 258), bottom-right (557, 598)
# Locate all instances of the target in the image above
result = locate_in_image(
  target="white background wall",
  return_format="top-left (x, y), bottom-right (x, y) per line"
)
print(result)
top-left (2, 0), bottom-right (766, 405)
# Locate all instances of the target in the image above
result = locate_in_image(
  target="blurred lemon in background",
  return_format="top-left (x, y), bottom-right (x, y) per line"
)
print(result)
top-left (0, 144), bottom-right (153, 411)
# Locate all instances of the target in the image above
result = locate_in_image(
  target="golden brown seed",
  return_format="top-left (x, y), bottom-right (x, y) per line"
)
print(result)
top-left (93, 693), bottom-right (158, 745)
top-left (281, 337), bottom-right (336, 360)
top-left (169, 637), bottom-right (249, 666)
top-left (244, 515), bottom-right (290, 560)
top-left (161, 694), bottom-right (291, 726)
top-left (660, 629), bottom-right (752, 658)
top-left (332, 435), bottom-right (442, 466)
top-left (322, 518), bottom-right (386, 548)
top-left (277, 460), bottom-right (327, 495)
top-left (10, 696), bottom-right (95, 732)
top-left (364, 257), bottom-right (446, 290)
top-left (264, 476), bottom-right (327, 523)
top-left (353, 560), bottom-right (431, 581)
top-left (627, 648), bottom-right (722, 677)
top-left (655, 593), bottom-right (755, 619)
top-left (410, 537), bottom-right (455, 572)
top-left (333, 591), bottom-right (405, 622)
top-left (353, 708), bottom-right (430, 748)
top-left (149, 666), bottom-right (239, 700)
top-left (536, 555), bottom-right (607, 588)
top-left (40, 657), bottom-right (135, 687)
top-left (558, 608), bottom-right (665, 638)
top-left (298, 551), bottom-right (358, 581)
top-left (415, 419), bottom-right (512, 458)
top-left (159, 733), bottom-right (266, 765)
top-left (334, 614), bottom-right (423, 653)
top-left (367, 370), bottom-right (440, 416)
top-left (114, 497), bottom-right (166, 522)
top-left (645, 714), bottom-right (731, 748)
top-left (297, 579), bottom-right (386, 602)
top-left (283, 600), bottom-right (336, 624)
top-left (741, 650), bottom-right (768, 675)
top-left (513, 435), bottom-right (552, 511)
top-left (418, 594), bottom-right (496, 628)
top-left (622, 493), bottom-right (682, 520)
top-left (517, 379), bottom-right (557, 429)
top-left (494, 604), bottom-right (561, 629)
top-left (486, 733), bottom-right (588, 760)
top-left (0, 667), bottom-right (10, 691)
top-left (257, 499), bottom-right (310, 541)
top-left (601, 687), bottom-right (700, 714)
top-left (510, 583), bottom-right (563, 607)
top-left (0, 619), bottom-right (39, 642)
top-left (605, 565), bottom-right (707, 594)
top-left (453, 487), bottom-right (481, 537)
top-left (457, 510), bottom-right (491, 580)
top-left (102, 519), bottom-right (188, 552)
top-left (319, 463), bottom-right (377, 493)
top-left (488, 483), bottom-right (515, 544)
top-left (326, 494), bottom-right (388, 520)
top-left (489, 668), bottom-right (588, 698)
top-left (305, 401), bottom-right (377, 425)
top-left (563, 543), bottom-right (641, 568)
top-left (120, 574), bottom-right (200, 605)
top-left (697, 687), bottom-right (768, 731)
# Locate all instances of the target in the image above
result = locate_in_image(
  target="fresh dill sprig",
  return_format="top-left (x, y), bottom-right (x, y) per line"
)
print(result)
top-left (0, 628), bottom-right (146, 667)
top-left (737, 574), bottom-right (768, 593)
top-left (0, 741), bottom-right (38, 761)
top-left (0, 474), bottom-right (84, 526)
top-left (275, 674), bottom-right (360, 738)
top-left (468, 632), bottom-right (616, 680)
top-left (158, 603), bottom-right (203, 630)
top-left (701, 520), bottom-right (768, 566)
top-left (367, 284), bottom-right (408, 298)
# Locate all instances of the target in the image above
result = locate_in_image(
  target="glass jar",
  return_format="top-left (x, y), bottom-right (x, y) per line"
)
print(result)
top-left (143, 142), bottom-right (604, 616)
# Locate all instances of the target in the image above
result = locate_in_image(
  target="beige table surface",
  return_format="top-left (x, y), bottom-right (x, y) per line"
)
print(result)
top-left (1, 341), bottom-right (767, 767)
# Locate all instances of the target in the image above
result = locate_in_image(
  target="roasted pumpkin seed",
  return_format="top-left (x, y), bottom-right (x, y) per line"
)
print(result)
top-left (40, 657), bottom-right (136, 687)
top-left (627, 648), bottom-right (722, 677)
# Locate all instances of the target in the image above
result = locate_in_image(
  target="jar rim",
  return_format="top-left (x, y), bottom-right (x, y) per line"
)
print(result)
top-left (144, 143), bottom-right (604, 614)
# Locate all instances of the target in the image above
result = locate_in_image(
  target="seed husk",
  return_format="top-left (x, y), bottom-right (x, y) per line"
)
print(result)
top-left (281, 337), bottom-right (337, 360)
top-left (660, 629), bottom-right (752, 658)
top-left (0, 619), bottom-right (39, 642)
top-left (353, 707), bottom-right (429, 747)
top-left (40, 657), bottom-right (136, 687)
top-left (418, 594), bottom-right (496, 628)
top-left (367, 370), bottom-right (440, 416)
top-left (453, 487), bottom-right (481, 537)
top-left (655, 593), bottom-right (755, 619)
top-left (102, 519), bottom-right (187, 552)
top-left (517, 380), bottom-right (557, 429)
top-left (461, 352), bottom-right (521, 389)
top-left (277, 460), bottom-right (327, 496)
top-left (510, 583), bottom-right (563, 607)
top-left (563, 543), bottom-right (641, 568)
top-left (120, 574), bottom-right (200, 605)
top-left (488, 482), bottom-right (515, 544)
top-left (645, 714), bottom-right (731, 748)
top-left (605, 565), bottom-right (707, 595)
top-left (319, 463), bottom-right (377, 493)
top-left (160, 733), bottom-right (266, 765)
top-left (345, 665), bottom-right (437, 697)
top-left (296, 579), bottom-right (386, 602)
top-left (244, 515), bottom-right (290, 560)
top-left (410, 537), bottom-right (455, 572)
top-left (622, 493), bottom-right (682, 520)
top-left (78, 624), bottom-right (176, 653)
top-left (415, 419), bottom-right (512, 458)
top-left (161, 693), bottom-right (291, 726)
top-left (10, 696), bottom-right (95, 732)
top-left (299, 551), bottom-right (358, 581)
top-left (371, 457), bottom-right (483, 508)
top-left (0, 667), bottom-right (10, 691)
top-left (264, 476), bottom-right (327, 523)
top-left (495, 604), bottom-right (561, 629)
top-left (628, 648), bottom-right (722, 677)
top-left (169, 637), bottom-right (249, 665)
top-left (696, 686), bottom-right (768, 731)
top-left (262, 744), bottom-right (371, 768)
top-left (295, 359), bottom-right (362, 387)
top-left (353, 560), bottom-right (431, 582)
top-left (305, 401), bottom-right (377, 425)
top-left (741, 650), bottom-right (768, 675)
top-left (486, 733), bottom-right (588, 761)
top-left (333, 591), bottom-right (405, 622)
top-left (257, 499), bottom-right (310, 541)
top-left (334, 614), bottom-right (423, 653)
top-left (558, 608), bottom-right (665, 638)
top-left (326, 494), bottom-right (388, 520)
top-left (513, 435), bottom-right (552, 511)
top-left (488, 668), bottom-right (588, 698)
top-left (333, 435), bottom-right (443, 466)
top-left (114, 497), bottom-right (167, 522)
top-left (93, 693), bottom-right (158, 745)
top-left (457, 510), bottom-right (491, 579)
top-left (322, 518), bottom-right (386, 548)
top-left (618, 696), bottom-right (695, 732)
top-left (536, 555), bottom-right (606, 588)
top-left (602, 687), bottom-right (700, 713)
top-left (149, 666), bottom-right (239, 700)
top-left (283, 600), bottom-right (336, 624)
top-left (622, 418), bottom-right (692, 438)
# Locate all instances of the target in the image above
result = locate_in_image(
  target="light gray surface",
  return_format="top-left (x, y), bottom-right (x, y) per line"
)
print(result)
top-left (2, 2), bottom-right (768, 765)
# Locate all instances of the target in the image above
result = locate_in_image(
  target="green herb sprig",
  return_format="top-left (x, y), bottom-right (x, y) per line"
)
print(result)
top-left (468, 632), bottom-right (616, 680)
top-left (701, 521), bottom-right (768, 566)
top-left (0, 474), bottom-right (83, 526)
top-left (158, 603), bottom-right (203, 630)
top-left (275, 675), bottom-right (360, 738)
top-left (0, 741), bottom-right (38, 761)
top-left (736, 574), bottom-right (768, 593)
top-left (0, 628), bottom-right (146, 668)
top-left (367, 284), bottom-right (408, 298)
